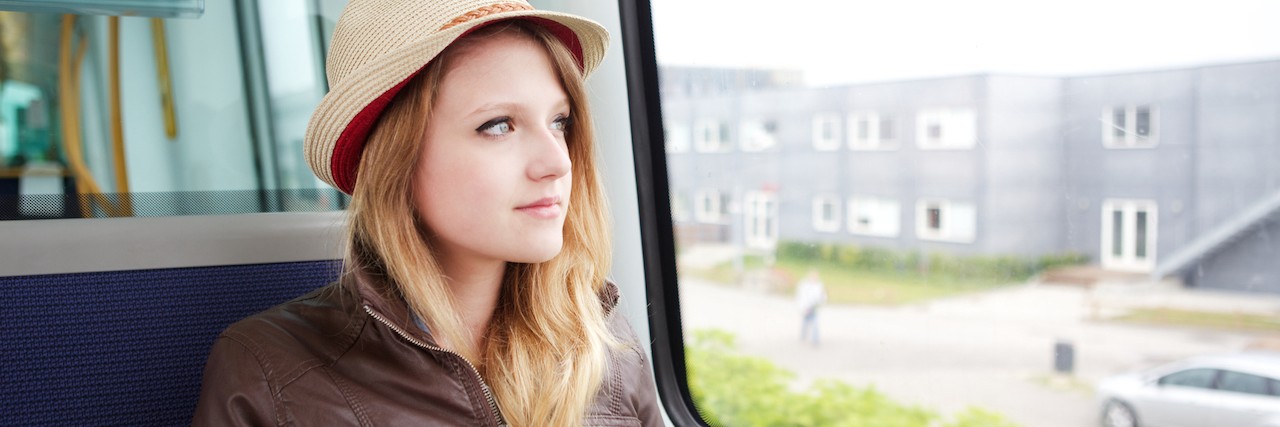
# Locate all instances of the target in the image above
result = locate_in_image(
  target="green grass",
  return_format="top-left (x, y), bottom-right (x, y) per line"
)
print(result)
top-left (683, 254), bottom-right (1017, 306)
top-left (1028, 373), bottom-right (1094, 395)
top-left (1115, 308), bottom-right (1280, 332)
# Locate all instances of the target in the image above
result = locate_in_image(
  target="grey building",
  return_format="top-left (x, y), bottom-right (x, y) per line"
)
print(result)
top-left (661, 60), bottom-right (1280, 292)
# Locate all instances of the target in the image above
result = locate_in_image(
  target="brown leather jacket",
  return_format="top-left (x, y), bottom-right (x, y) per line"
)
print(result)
top-left (192, 270), bottom-right (663, 426)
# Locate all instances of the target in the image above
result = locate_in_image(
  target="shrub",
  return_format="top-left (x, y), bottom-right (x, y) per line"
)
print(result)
top-left (771, 240), bottom-right (1086, 285)
top-left (944, 407), bottom-right (1023, 427)
top-left (686, 328), bottom-right (1021, 427)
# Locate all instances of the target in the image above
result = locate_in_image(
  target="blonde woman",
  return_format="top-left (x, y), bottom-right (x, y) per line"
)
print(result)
top-left (193, 1), bottom-right (661, 425)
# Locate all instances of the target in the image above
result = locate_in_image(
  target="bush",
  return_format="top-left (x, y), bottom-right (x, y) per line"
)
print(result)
top-left (778, 241), bottom-right (822, 262)
top-left (771, 240), bottom-right (1086, 285)
top-left (686, 328), bottom-right (1021, 427)
top-left (944, 407), bottom-right (1023, 427)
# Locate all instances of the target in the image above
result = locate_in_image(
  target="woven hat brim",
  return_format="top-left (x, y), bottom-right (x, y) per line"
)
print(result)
top-left (304, 9), bottom-right (609, 194)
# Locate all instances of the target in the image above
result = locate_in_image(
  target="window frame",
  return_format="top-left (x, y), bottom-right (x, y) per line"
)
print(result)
top-left (915, 108), bottom-right (977, 150)
top-left (616, 0), bottom-right (706, 423)
top-left (847, 195), bottom-right (902, 237)
top-left (664, 123), bottom-right (690, 153)
top-left (812, 113), bottom-right (842, 151)
top-left (693, 118), bottom-right (730, 153)
top-left (914, 198), bottom-right (977, 243)
top-left (848, 111), bottom-right (898, 151)
top-left (812, 195), bottom-right (841, 232)
top-left (1102, 104), bottom-right (1160, 149)
top-left (739, 119), bottom-right (779, 152)
top-left (693, 188), bottom-right (728, 224)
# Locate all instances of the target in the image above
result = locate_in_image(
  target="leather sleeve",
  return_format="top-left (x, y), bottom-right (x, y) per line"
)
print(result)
top-left (630, 349), bottom-right (665, 427)
top-left (613, 312), bottom-right (666, 427)
top-left (191, 336), bottom-right (280, 427)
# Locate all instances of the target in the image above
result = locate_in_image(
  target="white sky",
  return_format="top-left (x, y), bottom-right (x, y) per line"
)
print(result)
top-left (651, 0), bottom-right (1280, 86)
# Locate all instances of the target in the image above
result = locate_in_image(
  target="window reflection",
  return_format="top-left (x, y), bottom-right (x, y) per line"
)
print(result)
top-left (0, 2), bottom-right (345, 220)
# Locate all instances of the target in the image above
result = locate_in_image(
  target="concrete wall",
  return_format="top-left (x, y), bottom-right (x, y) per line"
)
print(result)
top-left (1190, 216), bottom-right (1280, 293)
top-left (981, 75), bottom-right (1065, 256)
top-left (1061, 68), bottom-right (1199, 265)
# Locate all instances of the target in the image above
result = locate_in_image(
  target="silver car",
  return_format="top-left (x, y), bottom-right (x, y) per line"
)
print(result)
top-left (1097, 352), bottom-right (1280, 427)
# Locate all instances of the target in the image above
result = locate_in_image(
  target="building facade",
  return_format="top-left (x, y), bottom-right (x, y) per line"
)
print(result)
top-left (661, 61), bottom-right (1280, 291)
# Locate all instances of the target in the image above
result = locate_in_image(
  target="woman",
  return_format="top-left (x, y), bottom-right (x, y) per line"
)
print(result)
top-left (193, 1), bottom-right (662, 425)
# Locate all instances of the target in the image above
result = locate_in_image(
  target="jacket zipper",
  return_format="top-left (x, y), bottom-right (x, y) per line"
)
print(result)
top-left (363, 305), bottom-right (507, 426)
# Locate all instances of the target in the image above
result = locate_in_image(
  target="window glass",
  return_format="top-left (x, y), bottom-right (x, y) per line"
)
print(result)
top-left (847, 196), bottom-right (900, 237)
top-left (1160, 369), bottom-right (1218, 389)
top-left (1217, 370), bottom-right (1271, 396)
top-left (665, 123), bottom-right (690, 153)
top-left (811, 195), bottom-right (839, 233)
top-left (0, 2), bottom-right (346, 220)
top-left (739, 119), bottom-right (777, 152)
top-left (811, 113), bottom-right (840, 150)
top-left (652, 0), bottom-right (1280, 425)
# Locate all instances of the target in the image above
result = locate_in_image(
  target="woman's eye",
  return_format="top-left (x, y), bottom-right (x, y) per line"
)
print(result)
top-left (477, 117), bottom-right (514, 137)
top-left (551, 115), bottom-right (573, 132)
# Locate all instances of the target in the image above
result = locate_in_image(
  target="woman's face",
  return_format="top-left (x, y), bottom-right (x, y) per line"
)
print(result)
top-left (414, 30), bottom-right (573, 271)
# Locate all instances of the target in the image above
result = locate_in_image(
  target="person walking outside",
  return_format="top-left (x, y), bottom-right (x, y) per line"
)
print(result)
top-left (796, 269), bottom-right (827, 347)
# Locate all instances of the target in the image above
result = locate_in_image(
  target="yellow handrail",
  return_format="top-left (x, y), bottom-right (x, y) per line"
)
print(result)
top-left (58, 15), bottom-right (124, 217)
top-left (151, 18), bottom-right (178, 140)
top-left (107, 16), bottom-right (133, 216)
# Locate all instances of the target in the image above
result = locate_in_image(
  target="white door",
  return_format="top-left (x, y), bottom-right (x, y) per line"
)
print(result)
top-left (743, 191), bottom-right (778, 250)
top-left (1101, 199), bottom-right (1158, 272)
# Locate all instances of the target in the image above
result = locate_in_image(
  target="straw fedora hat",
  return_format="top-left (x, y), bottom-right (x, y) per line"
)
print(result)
top-left (303, 0), bottom-right (609, 194)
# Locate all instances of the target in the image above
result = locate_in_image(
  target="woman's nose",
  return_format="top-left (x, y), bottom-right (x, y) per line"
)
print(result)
top-left (527, 128), bottom-right (571, 181)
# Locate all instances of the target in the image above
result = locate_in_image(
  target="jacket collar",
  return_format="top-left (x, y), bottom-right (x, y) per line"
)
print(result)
top-left (347, 260), bottom-right (623, 344)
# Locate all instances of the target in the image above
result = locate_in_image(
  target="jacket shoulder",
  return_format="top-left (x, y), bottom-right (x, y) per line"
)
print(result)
top-left (218, 283), bottom-right (366, 381)
top-left (601, 288), bottom-right (665, 427)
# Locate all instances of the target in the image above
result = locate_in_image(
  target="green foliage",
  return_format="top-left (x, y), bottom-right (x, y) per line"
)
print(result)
top-left (943, 407), bottom-right (1023, 427)
top-left (774, 241), bottom-right (1088, 285)
top-left (686, 329), bottom-right (1021, 427)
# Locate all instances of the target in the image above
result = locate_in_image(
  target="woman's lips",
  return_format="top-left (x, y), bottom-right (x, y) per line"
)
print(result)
top-left (516, 197), bottom-right (562, 219)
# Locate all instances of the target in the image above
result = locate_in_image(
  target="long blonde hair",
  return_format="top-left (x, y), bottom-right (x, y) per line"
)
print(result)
top-left (344, 21), bottom-right (616, 426)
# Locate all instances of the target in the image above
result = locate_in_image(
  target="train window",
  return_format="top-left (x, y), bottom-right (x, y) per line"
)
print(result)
top-left (0, 1), bottom-right (347, 220)
top-left (623, 0), bottom-right (1280, 425)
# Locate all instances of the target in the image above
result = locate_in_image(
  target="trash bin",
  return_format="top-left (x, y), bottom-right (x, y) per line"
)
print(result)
top-left (1054, 340), bottom-right (1074, 374)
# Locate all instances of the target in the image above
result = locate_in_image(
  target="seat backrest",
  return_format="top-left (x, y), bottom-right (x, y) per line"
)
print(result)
top-left (0, 260), bottom-right (341, 425)
top-left (0, 212), bottom-right (345, 426)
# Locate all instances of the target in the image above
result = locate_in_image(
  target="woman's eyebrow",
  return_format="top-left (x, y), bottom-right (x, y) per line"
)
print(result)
top-left (468, 98), bottom-right (571, 118)
top-left (468, 102), bottom-right (519, 117)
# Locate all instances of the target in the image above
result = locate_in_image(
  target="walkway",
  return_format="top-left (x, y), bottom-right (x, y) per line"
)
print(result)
top-left (678, 277), bottom-right (1280, 427)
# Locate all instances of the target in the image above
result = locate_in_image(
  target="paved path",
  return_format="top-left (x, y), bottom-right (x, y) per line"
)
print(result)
top-left (678, 278), bottom-right (1278, 427)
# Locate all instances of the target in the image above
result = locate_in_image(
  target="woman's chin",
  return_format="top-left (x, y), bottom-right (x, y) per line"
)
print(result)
top-left (506, 241), bottom-right (564, 264)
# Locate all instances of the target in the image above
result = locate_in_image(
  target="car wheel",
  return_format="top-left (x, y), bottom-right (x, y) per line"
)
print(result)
top-left (1101, 400), bottom-right (1139, 427)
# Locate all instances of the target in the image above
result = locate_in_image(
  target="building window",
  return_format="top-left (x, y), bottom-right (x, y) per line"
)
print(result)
top-left (916, 108), bottom-right (976, 149)
top-left (812, 195), bottom-right (841, 232)
top-left (670, 192), bottom-right (689, 222)
top-left (694, 189), bottom-right (730, 223)
top-left (694, 119), bottom-right (731, 152)
top-left (812, 113), bottom-right (841, 151)
top-left (1101, 199), bottom-right (1158, 272)
top-left (915, 199), bottom-right (976, 242)
top-left (739, 119), bottom-right (778, 152)
top-left (847, 196), bottom-right (901, 237)
top-left (1102, 105), bottom-right (1159, 148)
top-left (664, 123), bottom-right (690, 153)
top-left (849, 111), bottom-right (898, 150)
top-left (743, 191), bottom-right (778, 250)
